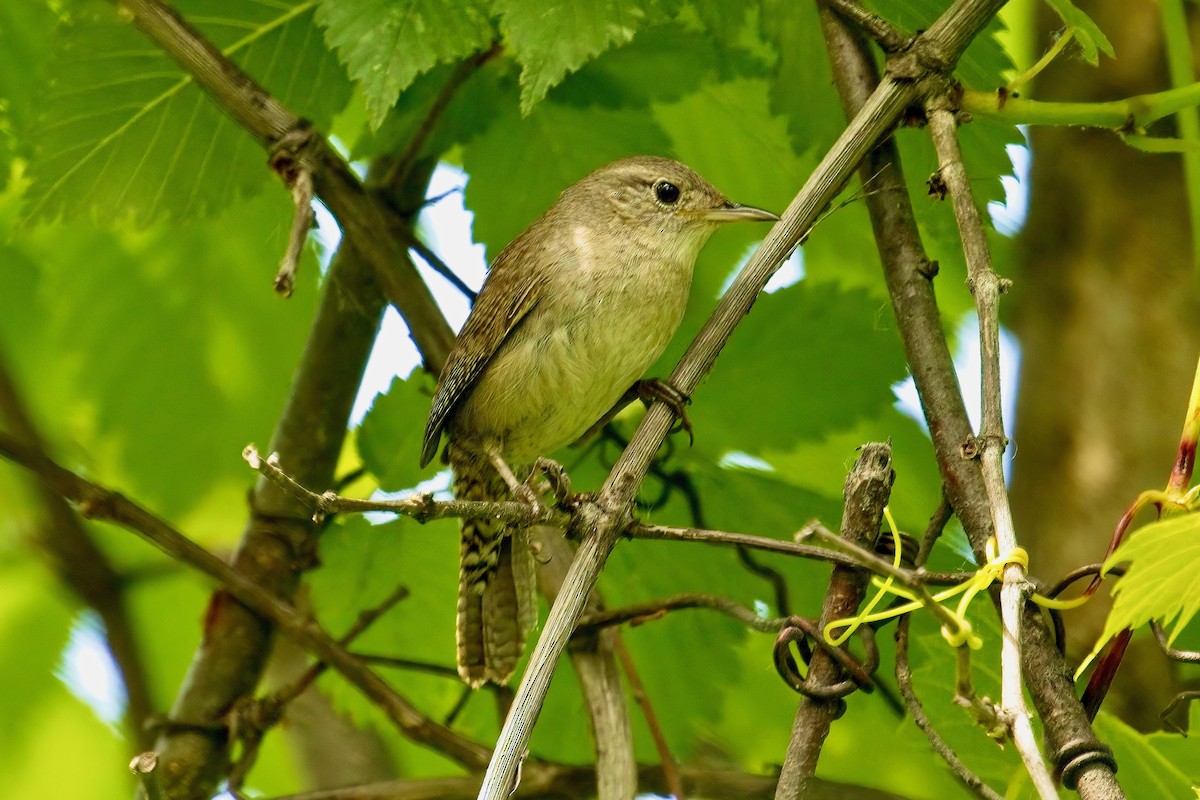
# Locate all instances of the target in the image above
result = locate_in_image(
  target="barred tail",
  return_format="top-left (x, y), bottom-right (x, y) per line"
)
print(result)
top-left (452, 451), bottom-right (537, 688)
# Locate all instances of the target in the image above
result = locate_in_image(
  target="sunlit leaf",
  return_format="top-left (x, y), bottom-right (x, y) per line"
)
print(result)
top-left (1044, 0), bottom-right (1115, 65)
top-left (315, 0), bottom-right (494, 130)
top-left (491, 0), bottom-right (681, 113)
top-left (26, 0), bottom-right (351, 223)
top-left (358, 373), bottom-right (442, 492)
top-left (1098, 512), bottom-right (1200, 647)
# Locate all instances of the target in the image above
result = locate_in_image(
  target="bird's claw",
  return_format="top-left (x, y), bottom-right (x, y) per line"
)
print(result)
top-left (636, 378), bottom-right (694, 446)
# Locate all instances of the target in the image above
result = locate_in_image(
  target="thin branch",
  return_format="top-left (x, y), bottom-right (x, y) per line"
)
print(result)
top-left (816, 4), bottom-right (1122, 796)
top-left (245, 445), bottom-right (564, 528)
top-left (410, 239), bottom-right (478, 302)
top-left (0, 432), bottom-right (492, 770)
top-left (925, 100), bottom-right (1054, 799)
top-left (613, 639), bottom-right (684, 800)
top-left (227, 585), bottom-right (412, 793)
top-left (821, 0), bottom-right (912, 53)
top-left (577, 592), bottom-right (789, 634)
top-left (384, 42), bottom-right (503, 190)
top-left (629, 523), bottom-right (971, 587)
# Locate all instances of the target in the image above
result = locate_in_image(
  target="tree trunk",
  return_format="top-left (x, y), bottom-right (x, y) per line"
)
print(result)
top-left (1009, 0), bottom-right (1200, 729)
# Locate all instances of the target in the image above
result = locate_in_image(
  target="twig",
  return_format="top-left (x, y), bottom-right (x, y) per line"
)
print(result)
top-left (0, 431), bottom-right (492, 769)
top-left (384, 42), bottom-right (503, 190)
top-left (245, 445), bottom-right (565, 528)
top-left (577, 592), bottom-right (789, 634)
top-left (410, 238), bottom-right (478, 301)
top-left (271, 156), bottom-right (315, 297)
top-left (130, 751), bottom-right (165, 800)
top-left (774, 443), bottom-right (893, 799)
top-left (917, 494), bottom-right (954, 566)
top-left (895, 616), bottom-right (1003, 800)
top-left (925, 99), bottom-right (1055, 800)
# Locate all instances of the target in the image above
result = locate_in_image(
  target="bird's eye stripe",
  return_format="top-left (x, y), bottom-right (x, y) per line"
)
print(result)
top-left (654, 180), bottom-right (681, 204)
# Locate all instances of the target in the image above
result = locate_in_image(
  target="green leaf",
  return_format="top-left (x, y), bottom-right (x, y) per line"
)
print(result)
top-left (25, 0), bottom-right (351, 224)
top-left (315, 0), bottom-right (494, 130)
top-left (1, 192), bottom-right (319, 517)
top-left (1094, 712), bottom-right (1194, 799)
top-left (1100, 511), bottom-right (1200, 647)
top-left (1044, 0), bottom-right (1115, 65)
top-left (759, 0), bottom-right (847, 154)
top-left (354, 59), bottom-right (511, 161)
top-left (691, 282), bottom-right (908, 456)
top-left (309, 516), bottom-right (487, 768)
top-left (0, 0), bottom-right (58, 188)
top-left (358, 373), bottom-right (442, 492)
top-left (462, 98), bottom-right (670, 258)
top-left (492, 0), bottom-right (680, 113)
top-left (550, 24), bottom-right (722, 109)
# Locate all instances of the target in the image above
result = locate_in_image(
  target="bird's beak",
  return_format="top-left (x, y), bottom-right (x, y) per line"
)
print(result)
top-left (697, 201), bottom-right (779, 223)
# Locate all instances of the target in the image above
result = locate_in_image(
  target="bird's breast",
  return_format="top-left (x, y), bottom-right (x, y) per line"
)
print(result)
top-left (453, 240), bottom-right (696, 462)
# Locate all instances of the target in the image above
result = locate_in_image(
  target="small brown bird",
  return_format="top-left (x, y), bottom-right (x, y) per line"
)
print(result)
top-left (421, 156), bottom-right (777, 687)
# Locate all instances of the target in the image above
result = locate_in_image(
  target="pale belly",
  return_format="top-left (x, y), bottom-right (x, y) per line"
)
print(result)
top-left (451, 266), bottom-right (691, 463)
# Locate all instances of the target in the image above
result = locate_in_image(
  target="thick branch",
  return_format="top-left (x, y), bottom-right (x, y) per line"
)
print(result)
top-left (775, 443), bottom-right (893, 799)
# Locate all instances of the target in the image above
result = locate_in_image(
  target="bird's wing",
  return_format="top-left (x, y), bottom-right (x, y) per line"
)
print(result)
top-left (421, 245), bottom-right (545, 467)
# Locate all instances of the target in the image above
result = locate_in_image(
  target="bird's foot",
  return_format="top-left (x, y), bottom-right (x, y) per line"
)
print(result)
top-left (527, 457), bottom-right (573, 510)
top-left (636, 378), bottom-right (694, 445)
top-left (486, 446), bottom-right (544, 518)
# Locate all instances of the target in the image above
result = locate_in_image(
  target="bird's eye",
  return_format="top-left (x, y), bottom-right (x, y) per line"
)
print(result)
top-left (654, 181), bottom-right (681, 204)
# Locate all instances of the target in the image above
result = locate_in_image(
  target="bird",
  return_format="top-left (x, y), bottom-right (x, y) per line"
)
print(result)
top-left (420, 155), bottom-right (777, 687)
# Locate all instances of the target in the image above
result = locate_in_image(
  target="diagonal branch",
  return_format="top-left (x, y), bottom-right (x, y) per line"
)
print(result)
top-left (478, 1), bottom-right (1009, 796)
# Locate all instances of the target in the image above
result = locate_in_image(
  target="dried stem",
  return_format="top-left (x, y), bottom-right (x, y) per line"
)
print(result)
top-left (925, 102), bottom-right (1054, 798)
